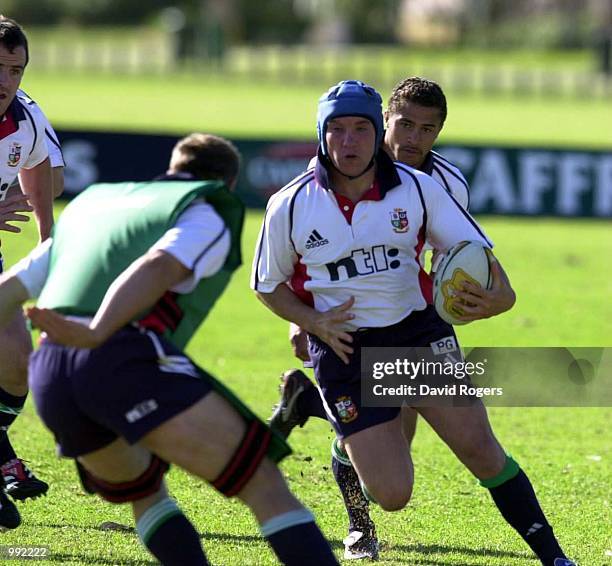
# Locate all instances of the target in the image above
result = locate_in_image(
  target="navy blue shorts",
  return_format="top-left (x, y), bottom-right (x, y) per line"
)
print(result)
top-left (309, 305), bottom-right (459, 439)
top-left (29, 327), bottom-right (214, 457)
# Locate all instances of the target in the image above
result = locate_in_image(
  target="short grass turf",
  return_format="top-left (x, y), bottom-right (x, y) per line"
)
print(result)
top-left (0, 209), bottom-right (609, 565)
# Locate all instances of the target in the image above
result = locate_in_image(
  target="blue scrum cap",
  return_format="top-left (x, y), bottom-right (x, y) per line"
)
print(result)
top-left (316, 80), bottom-right (384, 156)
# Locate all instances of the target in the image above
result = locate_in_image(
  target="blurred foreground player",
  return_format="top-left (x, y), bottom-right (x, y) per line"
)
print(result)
top-left (0, 133), bottom-right (338, 565)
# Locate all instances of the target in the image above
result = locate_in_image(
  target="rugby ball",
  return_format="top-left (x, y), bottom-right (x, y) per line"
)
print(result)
top-left (433, 241), bottom-right (494, 326)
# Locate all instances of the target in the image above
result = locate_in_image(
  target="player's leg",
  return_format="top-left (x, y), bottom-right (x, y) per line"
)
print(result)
top-left (419, 402), bottom-right (572, 566)
top-left (0, 311), bottom-right (48, 506)
top-left (339, 412), bottom-right (413, 512)
top-left (78, 438), bottom-right (209, 565)
top-left (401, 406), bottom-right (418, 445)
top-left (269, 369), bottom-right (327, 438)
top-left (141, 391), bottom-right (338, 565)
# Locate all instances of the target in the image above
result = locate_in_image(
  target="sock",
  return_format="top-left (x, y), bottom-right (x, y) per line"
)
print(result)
top-left (0, 387), bottom-right (27, 467)
top-left (296, 385), bottom-right (327, 420)
top-left (331, 438), bottom-right (374, 534)
top-left (482, 456), bottom-right (566, 566)
top-left (137, 498), bottom-right (208, 565)
top-left (261, 508), bottom-right (338, 565)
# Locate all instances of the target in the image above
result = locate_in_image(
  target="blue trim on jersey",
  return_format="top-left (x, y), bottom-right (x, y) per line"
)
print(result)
top-left (419, 152), bottom-right (435, 176)
top-left (431, 156), bottom-right (469, 194)
top-left (19, 103), bottom-right (39, 157)
top-left (191, 225), bottom-right (228, 270)
top-left (433, 164), bottom-right (453, 195)
top-left (7, 97), bottom-right (26, 122)
top-left (288, 178), bottom-right (312, 251)
top-left (400, 166), bottom-right (428, 233)
top-left (432, 157), bottom-right (470, 209)
top-left (45, 128), bottom-right (62, 152)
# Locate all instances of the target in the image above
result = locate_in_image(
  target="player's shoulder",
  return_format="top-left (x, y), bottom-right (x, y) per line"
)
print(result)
top-left (266, 168), bottom-right (316, 211)
top-left (430, 150), bottom-right (469, 185)
top-left (16, 89), bottom-right (37, 107)
top-left (394, 160), bottom-right (443, 191)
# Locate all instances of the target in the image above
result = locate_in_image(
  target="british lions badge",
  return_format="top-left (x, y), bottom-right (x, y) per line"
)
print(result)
top-left (8, 143), bottom-right (22, 168)
top-left (335, 396), bottom-right (358, 423)
top-left (390, 208), bottom-right (409, 233)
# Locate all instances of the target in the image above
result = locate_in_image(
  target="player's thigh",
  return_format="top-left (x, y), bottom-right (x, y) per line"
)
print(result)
top-left (140, 390), bottom-right (246, 482)
top-left (401, 405), bottom-right (418, 446)
top-left (343, 413), bottom-right (413, 511)
top-left (78, 437), bottom-right (153, 482)
top-left (418, 401), bottom-right (506, 477)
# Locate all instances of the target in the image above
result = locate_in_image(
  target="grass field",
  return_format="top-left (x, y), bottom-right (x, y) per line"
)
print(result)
top-left (22, 72), bottom-right (612, 149)
top-left (0, 207), bottom-right (610, 565)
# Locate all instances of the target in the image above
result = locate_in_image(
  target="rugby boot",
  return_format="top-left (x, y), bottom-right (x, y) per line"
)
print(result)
top-left (269, 369), bottom-right (313, 438)
top-left (1, 458), bottom-right (49, 501)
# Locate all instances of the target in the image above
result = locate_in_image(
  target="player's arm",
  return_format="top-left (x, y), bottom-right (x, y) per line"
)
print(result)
top-left (289, 320), bottom-right (310, 362)
top-left (0, 239), bottom-right (52, 327)
top-left (19, 157), bottom-right (54, 241)
top-left (51, 166), bottom-right (64, 199)
top-left (424, 177), bottom-right (515, 319)
top-left (29, 250), bottom-right (190, 348)
top-left (256, 284), bottom-right (355, 365)
top-left (0, 275), bottom-right (30, 329)
top-left (251, 191), bottom-right (354, 363)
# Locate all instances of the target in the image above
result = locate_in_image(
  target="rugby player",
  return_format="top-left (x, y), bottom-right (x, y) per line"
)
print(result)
top-left (0, 15), bottom-right (57, 529)
top-left (252, 80), bottom-right (575, 566)
top-left (273, 76), bottom-right (473, 559)
top-left (0, 133), bottom-right (339, 565)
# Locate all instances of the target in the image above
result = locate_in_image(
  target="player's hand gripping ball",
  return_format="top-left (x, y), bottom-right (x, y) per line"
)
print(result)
top-left (433, 241), bottom-right (494, 325)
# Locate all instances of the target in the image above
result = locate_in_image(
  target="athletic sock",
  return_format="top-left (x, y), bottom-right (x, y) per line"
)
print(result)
top-left (296, 385), bottom-right (327, 420)
top-left (0, 388), bottom-right (26, 466)
top-left (261, 508), bottom-right (338, 565)
top-left (482, 456), bottom-right (566, 566)
top-left (137, 498), bottom-right (208, 565)
top-left (331, 438), bottom-right (374, 534)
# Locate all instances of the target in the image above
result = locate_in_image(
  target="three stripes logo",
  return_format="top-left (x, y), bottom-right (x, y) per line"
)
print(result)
top-left (305, 229), bottom-right (329, 250)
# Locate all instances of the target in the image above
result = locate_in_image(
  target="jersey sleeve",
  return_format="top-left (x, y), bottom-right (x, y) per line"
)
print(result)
top-left (21, 105), bottom-right (50, 170)
top-left (6, 238), bottom-right (53, 299)
top-left (17, 92), bottom-right (64, 168)
top-left (149, 201), bottom-right (231, 294)
top-left (250, 192), bottom-right (298, 293)
top-left (420, 174), bottom-right (493, 252)
top-left (43, 123), bottom-right (64, 169)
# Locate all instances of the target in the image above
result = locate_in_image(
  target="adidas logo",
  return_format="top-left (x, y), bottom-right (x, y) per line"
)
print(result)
top-left (305, 229), bottom-right (329, 249)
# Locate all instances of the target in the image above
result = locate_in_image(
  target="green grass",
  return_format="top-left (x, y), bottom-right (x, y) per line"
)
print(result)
top-left (21, 71), bottom-right (612, 149)
top-left (0, 208), bottom-right (610, 565)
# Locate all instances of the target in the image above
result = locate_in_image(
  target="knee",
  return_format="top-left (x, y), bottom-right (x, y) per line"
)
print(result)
top-left (365, 479), bottom-right (413, 512)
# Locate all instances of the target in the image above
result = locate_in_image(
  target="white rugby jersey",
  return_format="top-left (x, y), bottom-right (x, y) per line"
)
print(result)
top-left (251, 150), bottom-right (492, 330)
top-left (17, 90), bottom-right (64, 169)
top-left (0, 95), bottom-right (49, 202)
